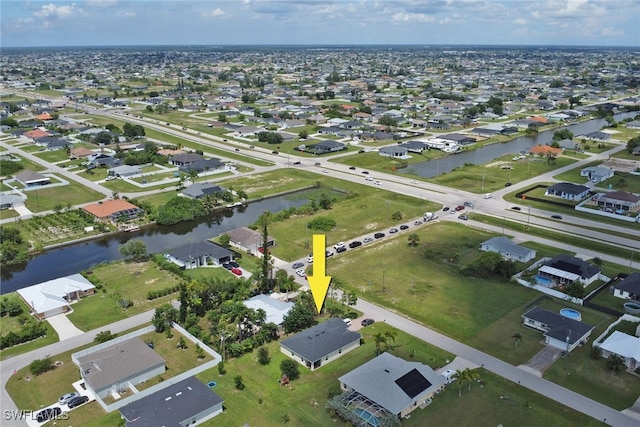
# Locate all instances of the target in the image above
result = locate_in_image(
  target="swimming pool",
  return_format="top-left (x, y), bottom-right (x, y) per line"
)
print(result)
top-left (353, 408), bottom-right (379, 427)
top-left (534, 275), bottom-right (553, 286)
top-left (560, 308), bottom-right (582, 321)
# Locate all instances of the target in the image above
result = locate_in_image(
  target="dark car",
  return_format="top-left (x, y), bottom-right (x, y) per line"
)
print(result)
top-left (463, 201), bottom-right (474, 208)
top-left (336, 246), bottom-right (347, 253)
top-left (505, 182), bottom-right (512, 187)
top-left (361, 171), bottom-right (369, 174)
top-left (400, 225), bottom-right (409, 230)
top-left (67, 395), bottom-right (89, 409)
top-left (459, 215), bottom-right (469, 220)
top-left (222, 262), bottom-right (233, 270)
top-left (358, 149), bottom-right (366, 153)
top-left (374, 232), bottom-right (385, 239)
top-left (272, 150), bottom-right (279, 154)
top-left (293, 161), bottom-right (301, 165)
top-left (455, 205), bottom-right (465, 211)
top-left (37, 407), bottom-right (61, 423)
top-left (361, 318), bottom-right (375, 326)
top-left (292, 262), bottom-right (304, 269)
top-left (442, 207), bottom-right (450, 211)
top-left (551, 215), bottom-right (563, 220)
top-left (349, 241), bottom-right (362, 249)
top-left (228, 261), bottom-right (240, 269)
top-left (511, 206), bottom-right (521, 211)
top-left (349, 166), bottom-right (356, 170)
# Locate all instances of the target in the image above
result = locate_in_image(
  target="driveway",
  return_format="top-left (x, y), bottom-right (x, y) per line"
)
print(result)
top-left (46, 314), bottom-right (84, 341)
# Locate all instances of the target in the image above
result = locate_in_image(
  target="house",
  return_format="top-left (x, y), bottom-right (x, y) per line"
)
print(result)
top-left (440, 133), bottom-right (476, 145)
top-left (108, 165), bottom-right (142, 178)
top-left (17, 274), bottom-right (95, 319)
top-left (23, 128), bottom-right (51, 140)
top-left (169, 153), bottom-right (204, 167)
top-left (545, 182), bottom-right (589, 201)
top-left (74, 337), bottom-right (166, 399)
top-left (34, 136), bottom-right (70, 151)
top-left (379, 145), bottom-right (409, 159)
top-left (165, 240), bottom-right (234, 269)
top-left (612, 272), bottom-right (640, 300)
top-left (0, 192), bottom-right (26, 210)
top-left (399, 140), bottom-right (428, 153)
top-left (280, 318), bottom-right (361, 371)
top-left (225, 226), bottom-right (275, 253)
top-left (522, 306), bottom-right (594, 352)
top-left (15, 170), bottom-right (50, 187)
top-left (119, 376), bottom-right (224, 427)
top-left (82, 199), bottom-right (144, 223)
top-left (181, 183), bottom-right (226, 200)
top-left (580, 166), bottom-right (613, 183)
top-left (480, 236), bottom-right (536, 262)
top-left (582, 131), bottom-right (611, 141)
top-left (538, 254), bottom-right (601, 287)
top-left (530, 145), bottom-right (562, 157)
top-left (234, 125), bottom-right (263, 137)
top-left (306, 140), bottom-right (347, 155)
top-left (598, 331), bottom-right (640, 371)
top-left (596, 191), bottom-right (640, 212)
top-left (338, 352), bottom-right (446, 422)
top-left (178, 158), bottom-right (225, 174)
top-left (243, 294), bottom-right (293, 328)
top-left (70, 147), bottom-right (95, 159)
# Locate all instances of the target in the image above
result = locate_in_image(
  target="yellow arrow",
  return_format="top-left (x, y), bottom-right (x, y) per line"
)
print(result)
top-left (307, 234), bottom-right (332, 313)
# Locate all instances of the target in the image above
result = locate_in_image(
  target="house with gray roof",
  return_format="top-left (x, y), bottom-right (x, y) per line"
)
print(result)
top-left (545, 182), bottom-right (589, 200)
top-left (0, 192), bottom-right (26, 210)
top-left (522, 306), bottom-right (594, 353)
top-left (379, 145), bottom-right (409, 159)
top-left (178, 158), bottom-right (225, 174)
top-left (109, 164), bottom-right (142, 178)
top-left (119, 376), bottom-right (223, 427)
top-left (338, 352), bottom-right (446, 422)
top-left (612, 272), bottom-right (640, 300)
top-left (15, 170), bottom-right (50, 187)
top-left (225, 226), bottom-right (275, 254)
top-left (305, 140), bottom-right (347, 155)
top-left (280, 318), bottom-right (361, 371)
top-left (243, 294), bottom-right (293, 328)
top-left (181, 182), bottom-right (226, 200)
top-left (480, 236), bottom-right (536, 262)
top-left (582, 131), bottom-right (611, 141)
top-left (596, 191), bottom-right (640, 212)
top-left (399, 140), bottom-right (428, 153)
top-left (165, 240), bottom-right (234, 269)
top-left (75, 338), bottom-right (166, 399)
top-left (538, 254), bottom-right (601, 287)
top-left (169, 153), bottom-right (204, 166)
top-left (580, 166), bottom-right (613, 183)
top-left (440, 133), bottom-right (476, 145)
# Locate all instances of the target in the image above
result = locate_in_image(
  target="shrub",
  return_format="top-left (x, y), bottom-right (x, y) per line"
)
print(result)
top-left (30, 356), bottom-right (55, 376)
top-left (234, 375), bottom-right (245, 390)
top-left (307, 217), bottom-right (336, 231)
top-left (257, 347), bottom-right (270, 365)
top-left (280, 359), bottom-right (300, 381)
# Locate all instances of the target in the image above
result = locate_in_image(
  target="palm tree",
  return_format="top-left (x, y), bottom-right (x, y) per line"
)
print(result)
top-left (512, 333), bottom-right (522, 348)
top-left (408, 233), bottom-right (420, 247)
top-left (606, 354), bottom-right (625, 375)
top-left (373, 332), bottom-right (386, 355)
top-left (384, 330), bottom-right (397, 350)
top-left (464, 368), bottom-right (479, 392)
top-left (451, 369), bottom-right (464, 397)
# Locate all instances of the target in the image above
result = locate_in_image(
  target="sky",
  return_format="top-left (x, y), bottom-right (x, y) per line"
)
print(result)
top-left (1, 0), bottom-right (639, 48)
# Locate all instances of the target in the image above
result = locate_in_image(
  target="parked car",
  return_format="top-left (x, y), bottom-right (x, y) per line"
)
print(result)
top-left (511, 206), bottom-right (521, 211)
top-left (459, 215), bottom-right (469, 220)
top-left (59, 392), bottom-right (79, 405)
top-left (67, 395), bottom-right (89, 409)
top-left (389, 228), bottom-right (398, 234)
top-left (361, 318), bottom-right (375, 326)
top-left (505, 182), bottom-right (512, 187)
top-left (455, 205), bottom-right (465, 211)
top-left (414, 220), bottom-right (422, 225)
top-left (292, 262), bottom-right (304, 269)
top-left (307, 254), bottom-right (313, 263)
top-left (349, 241), bottom-right (362, 248)
top-left (349, 166), bottom-right (356, 170)
top-left (222, 262), bottom-right (233, 270)
top-left (326, 250), bottom-right (334, 257)
top-left (551, 215), bottom-right (563, 220)
top-left (483, 193), bottom-right (493, 199)
top-left (336, 246), bottom-right (347, 253)
top-left (361, 171), bottom-right (369, 174)
top-left (334, 242), bottom-right (346, 250)
top-left (463, 201), bottom-right (474, 208)
top-left (258, 247), bottom-right (270, 254)
top-left (343, 318), bottom-right (352, 326)
top-left (228, 261), bottom-right (240, 268)
top-left (231, 268), bottom-right (242, 276)
top-left (374, 232), bottom-right (385, 239)
top-left (442, 207), bottom-right (450, 211)
top-left (363, 237), bottom-right (374, 243)
top-left (358, 149), bottom-right (366, 153)
top-left (37, 407), bottom-right (62, 423)
top-left (295, 269), bottom-right (306, 278)
top-left (400, 225), bottom-right (409, 230)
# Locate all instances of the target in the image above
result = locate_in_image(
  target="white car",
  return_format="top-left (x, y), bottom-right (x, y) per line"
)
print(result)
top-left (334, 242), bottom-right (345, 250)
top-left (374, 180), bottom-right (382, 186)
top-left (365, 176), bottom-right (374, 181)
top-left (307, 254), bottom-right (313, 263)
top-left (343, 318), bottom-right (352, 326)
top-left (322, 168), bottom-right (329, 173)
top-left (295, 269), bottom-right (306, 278)
top-left (483, 193), bottom-right (493, 199)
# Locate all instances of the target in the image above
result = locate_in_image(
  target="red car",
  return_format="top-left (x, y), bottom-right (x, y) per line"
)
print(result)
top-left (258, 247), bottom-right (271, 254)
top-left (231, 268), bottom-right (242, 276)
top-left (455, 205), bottom-right (465, 211)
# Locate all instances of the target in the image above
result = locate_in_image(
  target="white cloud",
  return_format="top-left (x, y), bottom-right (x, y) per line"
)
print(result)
top-left (392, 12), bottom-right (435, 23)
top-left (206, 8), bottom-right (225, 18)
top-left (600, 27), bottom-right (624, 37)
top-left (514, 18), bottom-right (527, 25)
top-left (34, 3), bottom-right (82, 19)
top-left (117, 10), bottom-right (136, 18)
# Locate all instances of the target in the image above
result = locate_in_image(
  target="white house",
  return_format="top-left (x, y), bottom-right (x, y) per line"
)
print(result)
top-left (480, 236), bottom-right (536, 263)
top-left (17, 274), bottom-right (95, 319)
top-left (598, 331), bottom-right (640, 371)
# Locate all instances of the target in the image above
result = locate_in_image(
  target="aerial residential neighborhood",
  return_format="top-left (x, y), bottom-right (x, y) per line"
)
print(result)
top-left (1, 2), bottom-right (640, 427)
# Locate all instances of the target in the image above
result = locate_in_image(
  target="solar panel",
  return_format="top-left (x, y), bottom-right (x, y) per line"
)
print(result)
top-left (394, 369), bottom-right (431, 399)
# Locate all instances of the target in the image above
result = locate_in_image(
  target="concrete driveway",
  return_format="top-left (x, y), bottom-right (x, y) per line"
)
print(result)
top-left (46, 314), bottom-right (84, 341)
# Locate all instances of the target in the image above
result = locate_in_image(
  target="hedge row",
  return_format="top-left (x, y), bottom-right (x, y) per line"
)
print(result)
top-left (147, 284), bottom-right (180, 300)
top-left (0, 321), bottom-right (47, 349)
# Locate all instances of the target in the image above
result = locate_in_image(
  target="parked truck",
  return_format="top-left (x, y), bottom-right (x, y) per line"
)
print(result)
top-left (423, 212), bottom-right (438, 221)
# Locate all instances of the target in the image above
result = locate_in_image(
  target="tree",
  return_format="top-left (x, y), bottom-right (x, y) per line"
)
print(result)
top-left (257, 211), bottom-right (273, 293)
top-left (590, 346), bottom-right (602, 360)
top-left (257, 347), bottom-right (271, 365)
top-left (280, 359), bottom-right (300, 381)
top-left (30, 356), bottom-right (55, 376)
top-left (219, 233), bottom-right (230, 248)
top-left (234, 375), bottom-right (245, 390)
top-left (606, 354), bottom-right (625, 374)
top-left (463, 368), bottom-right (479, 392)
top-left (298, 130), bottom-right (309, 140)
top-left (391, 211), bottom-right (402, 221)
top-left (512, 333), bottom-right (522, 348)
top-left (452, 369), bottom-right (465, 397)
top-left (626, 136), bottom-right (640, 154)
top-left (282, 296), bottom-right (315, 334)
top-left (119, 240), bottom-right (147, 261)
top-left (408, 233), bottom-right (420, 247)
top-left (152, 303), bottom-right (178, 333)
top-left (95, 330), bottom-right (116, 343)
top-left (373, 332), bottom-right (386, 355)
top-left (384, 330), bottom-right (397, 350)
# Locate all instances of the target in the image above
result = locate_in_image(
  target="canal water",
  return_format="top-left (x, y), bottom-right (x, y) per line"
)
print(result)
top-left (401, 112), bottom-right (637, 178)
top-left (0, 191), bottom-right (313, 294)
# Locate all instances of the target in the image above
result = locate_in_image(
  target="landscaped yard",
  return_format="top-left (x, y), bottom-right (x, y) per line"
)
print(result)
top-left (66, 261), bottom-right (182, 331)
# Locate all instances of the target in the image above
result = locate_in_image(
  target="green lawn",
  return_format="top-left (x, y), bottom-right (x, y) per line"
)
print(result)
top-left (23, 183), bottom-right (104, 213)
top-left (66, 261), bottom-right (182, 331)
top-left (329, 222), bottom-right (537, 340)
top-left (32, 149), bottom-right (69, 163)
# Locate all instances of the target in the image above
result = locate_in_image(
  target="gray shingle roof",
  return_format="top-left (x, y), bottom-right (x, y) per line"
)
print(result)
top-left (522, 306), bottom-right (594, 345)
top-left (546, 182), bottom-right (589, 195)
top-left (545, 254), bottom-right (600, 280)
top-left (168, 240), bottom-right (233, 261)
top-left (481, 236), bottom-right (535, 259)
top-left (281, 318), bottom-right (361, 362)
top-left (615, 272), bottom-right (640, 296)
top-left (119, 377), bottom-right (223, 427)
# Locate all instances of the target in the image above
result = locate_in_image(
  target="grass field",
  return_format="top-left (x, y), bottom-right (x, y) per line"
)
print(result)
top-left (23, 183), bottom-right (104, 212)
top-left (66, 261), bottom-right (182, 331)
